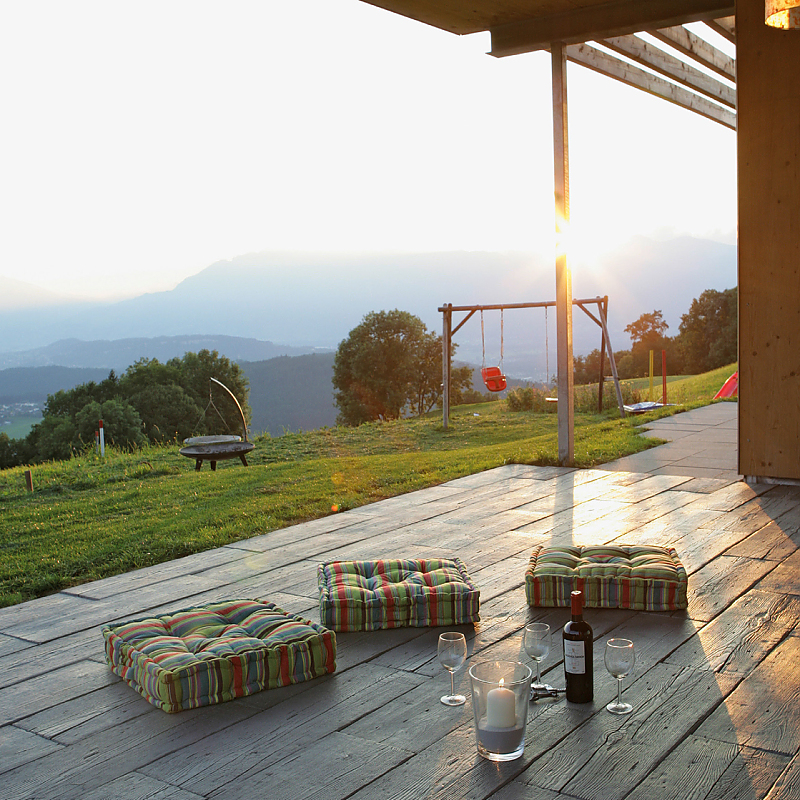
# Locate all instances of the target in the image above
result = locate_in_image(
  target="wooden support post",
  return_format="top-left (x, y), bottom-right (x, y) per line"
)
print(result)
top-left (442, 304), bottom-right (452, 430)
top-left (598, 330), bottom-right (606, 413)
top-left (596, 300), bottom-right (626, 418)
top-left (552, 42), bottom-right (574, 466)
top-left (24, 469), bottom-right (33, 492)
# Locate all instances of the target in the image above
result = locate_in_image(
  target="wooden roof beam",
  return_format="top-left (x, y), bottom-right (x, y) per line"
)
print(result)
top-left (490, 0), bottom-right (735, 57)
top-left (704, 15), bottom-right (736, 43)
top-left (648, 24), bottom-right (736, 79)
top-left (599, 34), bottom-right (736, 107)
top-left (565, 43), bottom-right (736, 129)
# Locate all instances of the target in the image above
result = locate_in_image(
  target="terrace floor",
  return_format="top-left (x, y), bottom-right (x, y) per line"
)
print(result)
top-left (3, 401), bottom-right (800, 800)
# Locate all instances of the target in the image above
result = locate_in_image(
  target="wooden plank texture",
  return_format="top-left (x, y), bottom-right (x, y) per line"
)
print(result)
top-left (1, 463), bottom-right (799, 799)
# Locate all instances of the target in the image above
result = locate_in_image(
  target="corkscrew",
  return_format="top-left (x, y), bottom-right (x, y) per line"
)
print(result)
top-left (530, 684), bottom-right (566, 702)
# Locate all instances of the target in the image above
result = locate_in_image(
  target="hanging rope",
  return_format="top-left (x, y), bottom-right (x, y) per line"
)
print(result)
top-left (500, 308), bottom-right (504, 370)
top-left (190, 383), bottom-right (233, 436)
top-left (480, 308), bottom-right (486, 369)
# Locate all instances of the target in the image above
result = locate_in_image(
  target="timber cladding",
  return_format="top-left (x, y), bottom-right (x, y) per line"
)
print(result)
top-left (737, 0), bottom-right (800, 481)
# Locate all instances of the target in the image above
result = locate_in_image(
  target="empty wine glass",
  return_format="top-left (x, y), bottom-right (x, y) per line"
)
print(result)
top-left (605, 638), bottom-right (635, 714)
top-left (438, 632), bottom-right (467, 706)
top-left (524, 622), bottom-right (551, 690)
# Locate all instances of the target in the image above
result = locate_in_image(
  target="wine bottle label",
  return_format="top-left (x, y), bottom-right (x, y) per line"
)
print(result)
top-left (564, 639), bottom-right (586, 674)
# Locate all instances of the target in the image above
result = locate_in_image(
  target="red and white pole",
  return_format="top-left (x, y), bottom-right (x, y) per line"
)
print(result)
top-left (99, 419), bottom-right (105, 457)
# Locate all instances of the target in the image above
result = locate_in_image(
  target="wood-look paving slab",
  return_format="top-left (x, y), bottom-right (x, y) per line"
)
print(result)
top-left (2, 463), bottom-right (800, 799)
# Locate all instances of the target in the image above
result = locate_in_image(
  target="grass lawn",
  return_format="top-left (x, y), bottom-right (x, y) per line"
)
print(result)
top-left (0, 364), bottom-right (736, 607)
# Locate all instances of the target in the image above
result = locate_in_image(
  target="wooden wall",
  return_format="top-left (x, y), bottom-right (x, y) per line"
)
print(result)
top-left (737, 0), bottom-right (800, 482)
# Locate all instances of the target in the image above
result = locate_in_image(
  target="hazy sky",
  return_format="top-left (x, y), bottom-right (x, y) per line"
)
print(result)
top-left (1, 0), bottom-right (737, 301)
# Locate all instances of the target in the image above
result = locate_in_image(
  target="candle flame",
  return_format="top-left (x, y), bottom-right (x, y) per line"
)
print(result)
top-left (499, 678), bottom-right (504, 688)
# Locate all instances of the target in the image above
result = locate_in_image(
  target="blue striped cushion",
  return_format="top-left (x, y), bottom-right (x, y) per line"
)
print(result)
top-left (525, 545), bottom-right (687, 610)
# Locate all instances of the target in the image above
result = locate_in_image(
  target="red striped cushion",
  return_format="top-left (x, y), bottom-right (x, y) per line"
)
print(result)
top-left (318, 558), bottom-right (480, 631)
top-left (103, 599), bottom-right (336, 712)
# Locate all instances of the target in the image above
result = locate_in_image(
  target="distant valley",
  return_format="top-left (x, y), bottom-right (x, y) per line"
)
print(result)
top-left (0, 239), bottom-right (737, 436)
top-left (0, 338), bottom-right (338, 437)
top-left (0, 336), bottom-right (492, 437)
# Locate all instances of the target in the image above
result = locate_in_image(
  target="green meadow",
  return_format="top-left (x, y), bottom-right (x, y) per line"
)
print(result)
top-left (0, 364), bottom-right (736, 607)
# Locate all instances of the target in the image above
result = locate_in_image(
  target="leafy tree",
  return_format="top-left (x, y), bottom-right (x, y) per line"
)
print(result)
top-left (75, 400), bottom-right (145, 450)
top-left (21, 350), bottom-right (251, 463)
top-left (333, 310), bottom-right (456, 425)
top-left (447, 365), bottom-right (479, 407)
top-left (624, 310), bottom-right (669, 347)
top-left (574, 349), bottom-right (606, 386)
top-left (44, 371), bottom-right (120, 419)
top-left (678, 287), bottom-right (737, 374)
top-left (118, 359), bottom-right (183, 398)
top-left (624, 310), bottom-right (671, 377)
top-left (33, 416), bottom-right (79, 461)
top-left (128, 384), bottom-right (203, 442)
top-left (0, 433), bottom-right (16, 469)
top-left (408, 331), bottom-right (473, 416)
top-left (168, 350), bottom-right (250, 436)
top-left (119, 350), bottom-right (250, 441)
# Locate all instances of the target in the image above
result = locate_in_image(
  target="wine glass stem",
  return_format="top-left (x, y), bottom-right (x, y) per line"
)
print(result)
top-left (617, 677), bottom-right (622, 706)
top-left (536, 662), bottom-right (542, 685)
top-left (450, 670), bottom-right (455, 698)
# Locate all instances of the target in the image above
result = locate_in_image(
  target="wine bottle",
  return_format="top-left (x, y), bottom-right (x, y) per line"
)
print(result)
top-left (563, 589), bottom-right (593, 703)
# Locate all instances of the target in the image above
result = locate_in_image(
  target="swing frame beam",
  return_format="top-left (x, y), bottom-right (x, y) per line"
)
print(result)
top-left (438, 295), bottom-right (625, 430)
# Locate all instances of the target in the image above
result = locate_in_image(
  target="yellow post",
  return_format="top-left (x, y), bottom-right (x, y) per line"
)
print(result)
top-left (649, 350), bottom-right (654, 401)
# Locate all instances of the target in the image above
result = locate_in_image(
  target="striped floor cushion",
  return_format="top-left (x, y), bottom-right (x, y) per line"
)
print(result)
top-left (318, 558), bottom-right (480, 631)
top-left (102, 599), bottom-right (336, 713)
top-left (525, 545), bottom-right (688, 611)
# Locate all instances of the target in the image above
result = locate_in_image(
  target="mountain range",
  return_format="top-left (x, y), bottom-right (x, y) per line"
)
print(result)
top-left (0, 237), bottom-right (736, 382)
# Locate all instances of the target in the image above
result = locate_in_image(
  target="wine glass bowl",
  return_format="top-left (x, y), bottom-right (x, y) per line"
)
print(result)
top-left (604, 638), bottom-right (635, 714)
top-left (524, 623), bottom-right (551, 690)
top-left (438, 632), bottom-right (467, 706)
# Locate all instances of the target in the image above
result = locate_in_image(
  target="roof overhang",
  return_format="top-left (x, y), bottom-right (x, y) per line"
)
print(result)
top-left (359, 0), bottom-right (737, 129)
top-left (359, 0), bottom-right (735, 43)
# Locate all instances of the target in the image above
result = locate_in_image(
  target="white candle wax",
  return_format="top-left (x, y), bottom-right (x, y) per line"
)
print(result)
top-left (486, 680), bottom-right (516, 728)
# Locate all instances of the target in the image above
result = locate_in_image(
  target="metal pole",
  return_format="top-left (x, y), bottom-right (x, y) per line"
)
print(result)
top-left (442, 304), bottom-right (452, 430)
top-left (552, 42), bottom-right (574, 466)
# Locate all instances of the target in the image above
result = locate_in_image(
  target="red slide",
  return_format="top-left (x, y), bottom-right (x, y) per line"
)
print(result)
top-left (714, 371), bottom-right (738, 399)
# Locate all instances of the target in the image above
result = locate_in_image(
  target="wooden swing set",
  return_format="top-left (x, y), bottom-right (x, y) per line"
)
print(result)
top-left (438, 295), bottom-right (625, 429)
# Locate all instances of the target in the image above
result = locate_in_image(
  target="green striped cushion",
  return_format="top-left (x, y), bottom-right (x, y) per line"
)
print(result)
top-left (103, 599), bottom-right (336, 713)
top-left (318, 558), bottom-right (480, 631)
top-left (525, 545), bottom-right (687, 611)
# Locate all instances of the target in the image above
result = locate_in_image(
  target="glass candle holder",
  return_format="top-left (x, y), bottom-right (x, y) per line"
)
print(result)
top-left (468, 660), bottom-right (532, 761)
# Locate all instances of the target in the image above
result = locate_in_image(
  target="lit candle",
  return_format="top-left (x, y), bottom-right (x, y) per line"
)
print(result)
top-left (486, 678), bottom-right (516, 728)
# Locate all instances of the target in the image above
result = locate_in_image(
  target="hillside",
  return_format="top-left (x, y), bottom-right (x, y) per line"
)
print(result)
top-left (0, 334), bottom-right (326, 371)
top-left (0, 360), bottom-right (734, 608)
top-left (244, 353), bottom-right (337, 435)
top-left (0, 353), bottom-right (337, 437)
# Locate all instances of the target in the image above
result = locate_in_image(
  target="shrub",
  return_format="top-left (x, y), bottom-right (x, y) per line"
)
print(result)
top-left (507, 381), bottom-right (642, 414)
top-left (506, 386), bottom-right (557, 413)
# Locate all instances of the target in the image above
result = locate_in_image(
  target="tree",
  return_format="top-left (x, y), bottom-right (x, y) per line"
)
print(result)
top-left (333, 310), bottom-right (452, 425)
top-left (128, 384), bottom-right (203, 442)
top-left (75, 400), bottom-right (145, 450)
top-left (119, 350), bottom-right (250, 441)
top-left (168, 350), bottom-right (251, 435)
top-left (625, 310), bottom-right (668, 348)
top-left (447, 365), bottom-right (479, 407)
top-left (624, 310), bottom-right (670, 377)
top-left (678, 287), bottom-right (737, 374)
top-left (21, 350), bottom-right (252, 463)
